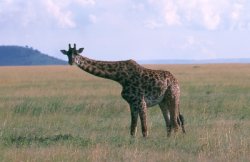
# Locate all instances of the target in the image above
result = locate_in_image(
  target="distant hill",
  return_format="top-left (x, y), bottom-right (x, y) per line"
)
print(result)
top-left (0, 45), bottom-right (66, 66)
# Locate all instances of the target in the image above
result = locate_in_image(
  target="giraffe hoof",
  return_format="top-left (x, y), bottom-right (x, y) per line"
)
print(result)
top-left (142, 131), bottom-right (148, 137)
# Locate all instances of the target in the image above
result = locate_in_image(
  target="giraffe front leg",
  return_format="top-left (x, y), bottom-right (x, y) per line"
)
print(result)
top-left (138, 99), bottom-right (148, 137)
top-left (130, 106), bottom-right (139, 137)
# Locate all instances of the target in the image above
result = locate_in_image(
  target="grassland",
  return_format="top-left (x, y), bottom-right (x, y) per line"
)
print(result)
top-left (0, 64), bottom-right (249, 162)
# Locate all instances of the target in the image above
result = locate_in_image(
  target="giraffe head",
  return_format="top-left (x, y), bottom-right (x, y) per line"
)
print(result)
top-left (60, 44), bottom-right (84, 65)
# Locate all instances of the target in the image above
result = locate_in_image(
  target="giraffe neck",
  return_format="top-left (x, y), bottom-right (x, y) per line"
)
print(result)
top-left (74, 55), bottom-right (126, 82)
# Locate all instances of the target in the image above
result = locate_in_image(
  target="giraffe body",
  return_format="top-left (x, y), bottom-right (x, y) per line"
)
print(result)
top-left (61, 44), bottom-right (185, 137)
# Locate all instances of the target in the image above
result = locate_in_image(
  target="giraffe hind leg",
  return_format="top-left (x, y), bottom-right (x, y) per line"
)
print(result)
top-left (159, 103), bottom-right (171, 137)
top-left (178, 114), bottom-right (186, 134)
top-left (169, 99), bottom-right (179, 133)
top-left (160, 85), bottom-right (181, 136)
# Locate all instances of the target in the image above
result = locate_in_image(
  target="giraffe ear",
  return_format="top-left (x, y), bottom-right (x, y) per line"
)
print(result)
top-left (78, 48), bottom-right (84, 53)
top-left (60, 50), bottom-right (67, 55)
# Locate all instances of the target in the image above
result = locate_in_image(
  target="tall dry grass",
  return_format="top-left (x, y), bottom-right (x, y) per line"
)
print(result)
top-left (0, 64), bottom-right (249, 162)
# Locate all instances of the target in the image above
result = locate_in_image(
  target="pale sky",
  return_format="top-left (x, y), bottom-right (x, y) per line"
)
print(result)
top-left (1, 0), bottom-right (250, 61)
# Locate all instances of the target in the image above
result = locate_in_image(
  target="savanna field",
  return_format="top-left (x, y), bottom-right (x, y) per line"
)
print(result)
top-left (0, 64), bottom-right (249, 162)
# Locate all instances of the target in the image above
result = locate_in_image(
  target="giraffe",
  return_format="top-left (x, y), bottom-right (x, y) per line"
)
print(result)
top-left (61, 44), bottom-right (185, 137)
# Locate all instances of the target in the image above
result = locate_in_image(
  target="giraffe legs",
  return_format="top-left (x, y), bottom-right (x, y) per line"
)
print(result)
top-left (130, 106), bottom-right (138, 136)
top-left (178, 113), bottom-right (186, 134)
top-left (160, 101), bottom-right (185, 136)
top-left (159, 99), bottom-right (179, 136)
top-left (138, 99), bottom-right (148, 137)
top-left (159, 103), bottom-right (171, 136)
top-left (159, 84), bottom-right (185, 136)
top-left (129, 98), bottom-right (148, 137)
top-left (169, 99), bottom-right (179, 133)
